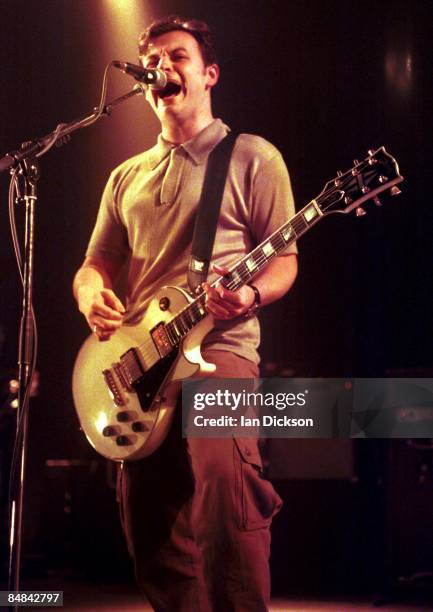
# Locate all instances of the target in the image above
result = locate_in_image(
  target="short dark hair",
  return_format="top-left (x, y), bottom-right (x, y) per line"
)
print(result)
top-left (138, 15), bottom-right (217, 66)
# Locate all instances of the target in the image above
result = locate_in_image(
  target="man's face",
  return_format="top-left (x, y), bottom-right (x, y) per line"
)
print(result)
top-left (141, 30), bottom-right (218, 125)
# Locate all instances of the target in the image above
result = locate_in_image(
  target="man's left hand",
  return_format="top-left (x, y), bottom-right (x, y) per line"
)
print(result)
top-left (203, 264), bottom-right (255, 320)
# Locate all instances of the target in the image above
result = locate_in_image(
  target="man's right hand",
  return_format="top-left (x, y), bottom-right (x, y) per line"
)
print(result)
top-left (77, 286), bottom-right (125, 342)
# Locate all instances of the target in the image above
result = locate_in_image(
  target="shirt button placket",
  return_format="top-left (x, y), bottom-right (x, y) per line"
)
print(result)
top-left (160, 147), bottom-right (184, 206)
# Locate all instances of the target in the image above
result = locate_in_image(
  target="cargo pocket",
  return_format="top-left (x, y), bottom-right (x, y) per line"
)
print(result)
top-left (234, 438), bottom-right (283, 531)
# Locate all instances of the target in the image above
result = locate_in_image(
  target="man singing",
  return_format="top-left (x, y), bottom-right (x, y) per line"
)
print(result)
top-left (73, 15), bottom-right (297, 611)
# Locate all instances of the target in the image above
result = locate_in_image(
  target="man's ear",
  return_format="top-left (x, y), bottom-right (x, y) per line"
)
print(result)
top-left (206, 63), bottom-right (220, 88)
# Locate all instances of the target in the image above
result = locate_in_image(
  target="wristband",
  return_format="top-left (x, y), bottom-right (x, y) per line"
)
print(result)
top-left (245, 284), bottom-right (261, 318)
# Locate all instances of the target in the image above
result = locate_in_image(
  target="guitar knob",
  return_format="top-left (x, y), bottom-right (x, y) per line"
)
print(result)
top-left (102, 426), bottom-right (116, 437)
top-left (159, 297), bottom-right (170, 311)
top-left (390, 186), bottom-right (402, 196)
top-left (116, 435), bottom-right (131, 446)
top-left (356, 207), bottom-right (367, 217)
top-left (131, 421), bottom-right (148, 432)
top-left (116, 411), bottom-right (130, 422)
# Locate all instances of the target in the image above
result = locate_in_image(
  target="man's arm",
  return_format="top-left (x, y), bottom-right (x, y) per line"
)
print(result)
top-left (73, 256), bottom-right (125, 341)
top-left (204, 254), bottom-right (298, 319)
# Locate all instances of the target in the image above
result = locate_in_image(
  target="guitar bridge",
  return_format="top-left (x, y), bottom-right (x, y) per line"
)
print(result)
top-left (113, 362), bottom-right (133, 392)
top-left (102, 368), bottom-right (125, 406)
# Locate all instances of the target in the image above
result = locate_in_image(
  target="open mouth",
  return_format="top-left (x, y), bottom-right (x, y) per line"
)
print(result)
top-left (157, 81), bottom-right (182, 99)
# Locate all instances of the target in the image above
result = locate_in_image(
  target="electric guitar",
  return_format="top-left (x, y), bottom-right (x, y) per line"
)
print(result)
top-left (72, 147), bottom-right (403, 461)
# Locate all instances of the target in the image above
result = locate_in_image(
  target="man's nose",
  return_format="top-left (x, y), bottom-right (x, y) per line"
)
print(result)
top-left (157, 52), bottom-right (172, 71)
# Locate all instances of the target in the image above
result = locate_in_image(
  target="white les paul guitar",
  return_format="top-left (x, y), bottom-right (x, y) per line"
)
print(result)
top-left (72, 147), bottom-right (403, 461)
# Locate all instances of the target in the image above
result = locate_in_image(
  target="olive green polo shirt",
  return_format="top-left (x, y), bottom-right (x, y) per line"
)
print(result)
top-left (86, 118), bottom-right (297, 364)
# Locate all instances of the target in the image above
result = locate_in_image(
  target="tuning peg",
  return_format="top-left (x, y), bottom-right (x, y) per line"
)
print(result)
top-left (373, 196), bottom-right (382, 207)
top-left (379, 175), bottom-right (388, 184)
top-left (352, 161), bottom-right (360, 176)
top-left (390, 185), bottom-right (402, 196)
top-left (334, 170), bottom-right (343, 187)
top-left (356, 207), bottom-right (367, 217)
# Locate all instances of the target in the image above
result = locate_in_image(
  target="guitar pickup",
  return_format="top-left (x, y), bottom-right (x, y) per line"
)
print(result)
top-left (151, 322), bottom-right (173, 358)
top-left (120, 348), bottom-right (146, 386)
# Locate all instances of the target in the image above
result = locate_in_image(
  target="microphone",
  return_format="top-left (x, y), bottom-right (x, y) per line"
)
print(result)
top-left (113, 61), bottom-right (167, 90)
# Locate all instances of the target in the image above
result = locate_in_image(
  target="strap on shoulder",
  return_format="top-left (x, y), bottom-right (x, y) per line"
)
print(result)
top-left (187, 131), bottom-right (238, 294)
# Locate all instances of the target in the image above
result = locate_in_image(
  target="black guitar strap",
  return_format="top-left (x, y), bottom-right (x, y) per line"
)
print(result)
top-left (187, 131), bottom-right (238, 294)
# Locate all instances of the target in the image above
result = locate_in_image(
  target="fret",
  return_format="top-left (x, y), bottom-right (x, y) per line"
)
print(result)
top-left (231, 269), bottom-right (242, 286)
top-left (197, 295), bottom-right (207, 312)
top-left (292, 214), bottom-right (308, 235)
top-left (192, 296), bottom-right (207, 319)
top-left (182, 309), bottom-right (194, 328)
top-left (240, 260), bottom-right (253, 280)
top-left (175, 318), bottom-right (186, 336)
top-left (168, 321), bottom-right (181, 343)
top-left (189, 305), bottom-right (200, 323)
top-left (271, 232), bottom-right (286, 251)
top-left (175, 315), bottom-right (187, 335)
top-left (165, 323), bottom-right (178, 346)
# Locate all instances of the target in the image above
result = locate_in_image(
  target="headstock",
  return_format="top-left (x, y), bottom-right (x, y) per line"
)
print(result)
top-left (317, 147), bottom-right (403, 216)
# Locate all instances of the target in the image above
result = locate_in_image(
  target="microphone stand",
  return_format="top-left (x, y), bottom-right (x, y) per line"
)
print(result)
top-left (7, 154), bottom-right (38, 602)
top-left (0, 85), bottom-right (145, 173)
top-left (2, 82), bottom-right (145, 605)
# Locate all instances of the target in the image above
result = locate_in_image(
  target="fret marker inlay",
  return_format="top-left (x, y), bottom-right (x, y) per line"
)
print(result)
top-left (246, 258), bottom-right (258, 273)
top-left (263, 242), bottom-right (275, 257)
top-left (282, 226), bottom-right (293, 241)
top-left (303, 204), bottom-right (318, 223)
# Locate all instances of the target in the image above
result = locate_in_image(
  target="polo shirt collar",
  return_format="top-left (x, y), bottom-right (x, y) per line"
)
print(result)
top-left (181, 119), bottom-right (230, 165)
top-left (148, 118), bottom-right (229, 170)
top-left (147, 137), bottom-right (173, 171)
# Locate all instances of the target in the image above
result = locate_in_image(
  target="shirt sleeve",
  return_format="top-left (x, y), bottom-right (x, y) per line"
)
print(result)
top-left (85, 171), bottom-right (130, 265)
top-left (249, 146), bottom-right (298, 256)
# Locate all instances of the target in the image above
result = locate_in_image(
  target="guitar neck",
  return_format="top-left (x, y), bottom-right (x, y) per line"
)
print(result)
top-left (163, 199), bottom-right (323, 347)
top-left (221, 199), bottom-right (322, 291)
top-left (156, 146), bottom-right (403, 349)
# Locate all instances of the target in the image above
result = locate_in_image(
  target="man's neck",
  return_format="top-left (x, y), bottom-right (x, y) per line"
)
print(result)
top-left (161, 112), bottom-right (215, 144)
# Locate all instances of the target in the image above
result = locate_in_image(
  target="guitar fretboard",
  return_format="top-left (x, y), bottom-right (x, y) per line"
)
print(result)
top-left (163, 199), bottom-right (322, 346)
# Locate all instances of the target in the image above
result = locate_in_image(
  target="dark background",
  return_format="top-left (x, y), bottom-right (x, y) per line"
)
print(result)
top-left (0, 0), bottom-right (432, 600)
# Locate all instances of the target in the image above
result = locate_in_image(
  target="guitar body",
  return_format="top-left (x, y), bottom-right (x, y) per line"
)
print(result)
top-left (72, 286), bottom-right (215, 461)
